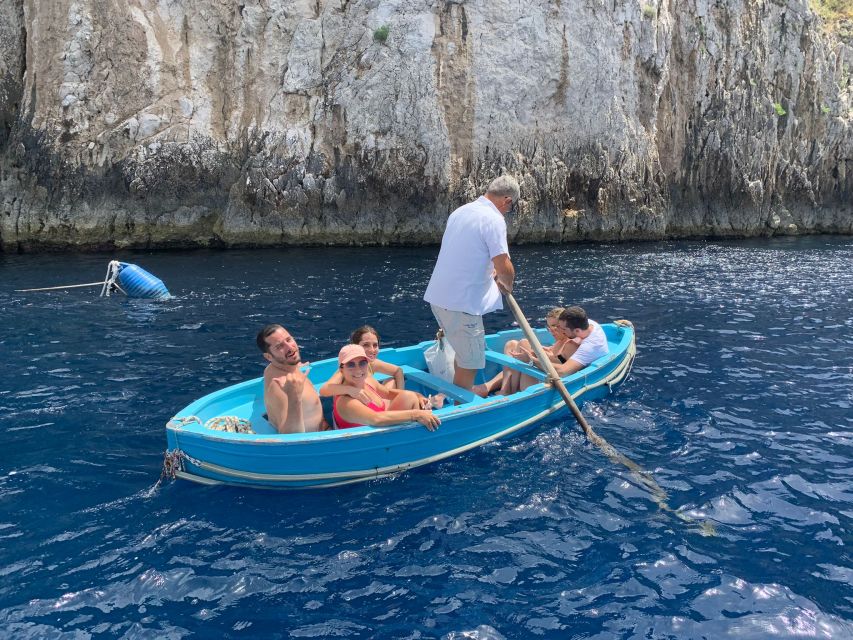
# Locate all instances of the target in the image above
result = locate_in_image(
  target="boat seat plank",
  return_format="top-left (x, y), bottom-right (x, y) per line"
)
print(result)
top-left (400, 366), bottom-right (479, 404)
top-left (484, 351), bottom-right (549, 381)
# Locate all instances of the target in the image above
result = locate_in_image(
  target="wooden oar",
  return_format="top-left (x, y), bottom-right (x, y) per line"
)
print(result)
top-left (504, 292), bottom-right (715, 535)
top-left (504, 292), bottom-right (602, 444)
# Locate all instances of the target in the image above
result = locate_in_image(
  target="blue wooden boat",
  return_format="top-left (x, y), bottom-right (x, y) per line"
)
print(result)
top-left (164, 322), bottom-right (636, 488)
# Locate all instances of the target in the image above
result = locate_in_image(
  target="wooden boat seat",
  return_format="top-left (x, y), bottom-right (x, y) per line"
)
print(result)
top-left (399, 366), bottom-right (479, 404)
top-left (484, 351), bottom-right (549, 381)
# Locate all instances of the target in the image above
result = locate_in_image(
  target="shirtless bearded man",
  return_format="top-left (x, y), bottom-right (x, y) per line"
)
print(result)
top-left (256, 324), bottom-right (328, 433)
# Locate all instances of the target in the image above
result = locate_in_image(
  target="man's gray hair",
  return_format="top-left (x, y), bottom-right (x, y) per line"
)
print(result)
top-left (486, 175), bottom-right (520, 202)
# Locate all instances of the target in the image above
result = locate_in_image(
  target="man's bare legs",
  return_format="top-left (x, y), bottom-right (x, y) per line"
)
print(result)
top-left (453, 365), bottom-right (478, 391)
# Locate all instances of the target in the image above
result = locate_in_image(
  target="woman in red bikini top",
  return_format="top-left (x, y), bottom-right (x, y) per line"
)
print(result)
top-left (332, 345), bottom-right (440, 431)
top-left (320, 325), bottom-right (429, 409)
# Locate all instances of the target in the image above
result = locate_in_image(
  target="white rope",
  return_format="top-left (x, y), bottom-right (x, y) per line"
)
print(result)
top-left (14, 282), bottom-right (106, 292)
top-left (100, 260), bottom-right (122, 297)
top-left (14, 259), bottom-right (126, 295)
top-left (608, 320), bottom-right (637, 390)
top-left (166, 415), bottom-right (202, 428)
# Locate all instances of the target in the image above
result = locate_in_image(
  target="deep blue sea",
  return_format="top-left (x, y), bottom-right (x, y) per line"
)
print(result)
top-left (1, 237), bottom-right (852, 639)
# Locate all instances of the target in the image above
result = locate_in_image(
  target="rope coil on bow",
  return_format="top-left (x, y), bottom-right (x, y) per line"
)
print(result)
top-left (160, 415), bottom-right (253, 485)
top-left (167, 415), bottom-right (253, 433)
top-left (205, 416), bottom-right (254, 434)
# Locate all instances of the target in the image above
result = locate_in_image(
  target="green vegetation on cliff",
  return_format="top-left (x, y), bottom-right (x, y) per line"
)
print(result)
top-left (810, 0), bottom-right (853, 41)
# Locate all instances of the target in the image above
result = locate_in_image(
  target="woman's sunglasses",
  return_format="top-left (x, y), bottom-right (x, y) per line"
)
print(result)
top-left (343, 359), bottom-right (369, 369)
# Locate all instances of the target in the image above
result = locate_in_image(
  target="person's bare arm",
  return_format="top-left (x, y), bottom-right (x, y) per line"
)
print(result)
top-left (335, 397), bottom-right (440, 431)
top-left (318, 370), bottom-right (344, 396)
top-left (373, 359), bottom-right (405, 390)
top-left (519, 345), bottom-right (585, 377)
top-left (267, 373), bottom-right (306, 433)
top-left (512, 340), bottom-right (560, 364)
top-left (319, 369), bottom-right (370, 403)
top-left (553, 359), bottom-right (585, 377)
top-left (492, 253), bottom-right (515, 294)
top-left (540, 338), bottom-right (567, 360)
top-left (385, 385), bottom-right (430, 409)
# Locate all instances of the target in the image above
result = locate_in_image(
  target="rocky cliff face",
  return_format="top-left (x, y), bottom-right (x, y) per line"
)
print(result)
top-left (0, 0), bottom-right (850, 250)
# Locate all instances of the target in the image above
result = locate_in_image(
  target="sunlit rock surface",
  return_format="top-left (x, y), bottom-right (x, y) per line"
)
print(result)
top-left (0, 0), bottom-right (850, 250)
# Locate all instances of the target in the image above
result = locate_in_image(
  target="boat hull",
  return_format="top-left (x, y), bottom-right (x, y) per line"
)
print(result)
top-left (165, 323), bottom-right (635, 489)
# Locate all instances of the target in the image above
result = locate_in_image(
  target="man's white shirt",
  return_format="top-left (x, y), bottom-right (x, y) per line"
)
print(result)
top-left (572, 320), bottom-right (609, 366)
top-left (424, 196), bottom-right (509, 316)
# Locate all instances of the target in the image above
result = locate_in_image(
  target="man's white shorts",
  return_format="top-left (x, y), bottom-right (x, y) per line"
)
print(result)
top-left (430, 304), bottom-right (486, 370)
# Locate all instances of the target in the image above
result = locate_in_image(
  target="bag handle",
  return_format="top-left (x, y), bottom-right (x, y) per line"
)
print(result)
top-left (435, 328), bottom-right (446, 350)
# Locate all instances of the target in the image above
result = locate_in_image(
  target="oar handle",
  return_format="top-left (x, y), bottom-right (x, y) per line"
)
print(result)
top-left (504, 292), bottom-right (599, 443)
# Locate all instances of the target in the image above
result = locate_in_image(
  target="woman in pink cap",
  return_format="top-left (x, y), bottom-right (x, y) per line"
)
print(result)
top-left (320, 325), bottom-right (406, 394)
top-left (320, 325), bottom-right (444, 409)
top-left (332, 345), bottom-right (440, 431)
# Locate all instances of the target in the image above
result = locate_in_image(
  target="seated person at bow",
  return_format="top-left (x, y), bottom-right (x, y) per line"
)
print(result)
top-left (331, 345), bottom-right (440, 431)
top-left (257, 324), bottom-right (330, 433)
top-left (474, 307), bottom-right (567, 397)
top-left (320, 325), bottom-right (441, 409)
top-left (520, 306), bottom-right (610, 376)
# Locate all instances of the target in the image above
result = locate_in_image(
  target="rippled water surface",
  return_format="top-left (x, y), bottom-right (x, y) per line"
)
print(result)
top-left (2, 237), bottom-right (852, 639)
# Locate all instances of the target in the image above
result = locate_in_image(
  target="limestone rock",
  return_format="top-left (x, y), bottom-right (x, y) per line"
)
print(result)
top-left (0, 0), bottom-right (850, 250)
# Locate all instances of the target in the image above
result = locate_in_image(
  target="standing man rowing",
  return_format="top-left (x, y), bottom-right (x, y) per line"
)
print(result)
top-left (423, 175), bottom-right (519, 391)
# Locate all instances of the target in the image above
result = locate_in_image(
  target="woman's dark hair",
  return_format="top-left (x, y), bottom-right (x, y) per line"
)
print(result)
top-left (351, 325), bottom-right (380, 345)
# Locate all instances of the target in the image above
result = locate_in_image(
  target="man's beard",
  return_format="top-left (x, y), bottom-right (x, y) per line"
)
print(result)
top-left (271, 349), bottom-right (300, 367)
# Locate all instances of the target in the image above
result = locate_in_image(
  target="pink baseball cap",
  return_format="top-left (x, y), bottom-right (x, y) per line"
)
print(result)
top-left (338, 344), bottom-right (368, 365)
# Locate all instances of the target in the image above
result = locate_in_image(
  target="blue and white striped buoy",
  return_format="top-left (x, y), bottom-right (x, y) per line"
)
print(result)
top-left (101, 260), bottom-right (171, 299)
top-left (15, 261), bottom-right (172, 299)
top-left (116, 262), bottom-right (171, 299)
